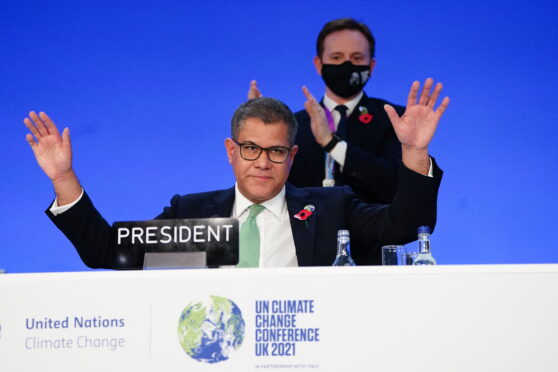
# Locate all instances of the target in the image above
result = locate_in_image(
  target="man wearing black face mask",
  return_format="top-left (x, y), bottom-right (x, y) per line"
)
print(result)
top-left (251, 18), bottom-right (405, 204)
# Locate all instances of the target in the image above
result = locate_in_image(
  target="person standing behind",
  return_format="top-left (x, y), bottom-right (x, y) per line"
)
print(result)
top-left (249, 18), bottom-right (405, 204)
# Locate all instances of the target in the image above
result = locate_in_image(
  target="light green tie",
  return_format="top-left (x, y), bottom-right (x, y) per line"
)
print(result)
top-left (237, 204), bottom-right (265, 268)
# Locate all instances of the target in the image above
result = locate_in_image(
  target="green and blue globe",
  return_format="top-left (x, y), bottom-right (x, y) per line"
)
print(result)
top-left (178, 295), bottom-right (245, 363)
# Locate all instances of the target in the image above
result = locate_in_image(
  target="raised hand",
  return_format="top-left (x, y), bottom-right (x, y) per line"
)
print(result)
top-left (384, 78), bottom-right (449, 150)
top-left (247, 80), bottom-right (263, 100)
top-left (302, 86), bottom-right (332, 147)
top-left (24, 111), bottom-right (81, 205)
top-left (24, 111), bottom-right (73, 180)
top-left (384, 78), bottom-right (450, 174)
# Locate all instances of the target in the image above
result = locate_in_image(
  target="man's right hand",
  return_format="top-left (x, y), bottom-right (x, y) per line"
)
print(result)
top-left (247, 80), bottom-right (263, 100)
top-left (24, 111), bottom-right (82, 206)
top-left (302, 86), bottom-right (333, 147)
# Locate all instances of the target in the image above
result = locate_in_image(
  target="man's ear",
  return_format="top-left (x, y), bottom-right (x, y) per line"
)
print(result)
top-left (290, 145), bottom-right (299, 161)
top-left (286, 145), bottom-right (299, 171)
top-left (224, 138), bottom-right (235, 164)
top-left (313, 56), bottom-right (323, 76)
top-left (369, 58), bottom-right (376, 76)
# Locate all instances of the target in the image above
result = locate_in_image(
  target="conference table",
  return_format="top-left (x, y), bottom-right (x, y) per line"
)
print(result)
top-left (1, 264), bottom-right (557, 371)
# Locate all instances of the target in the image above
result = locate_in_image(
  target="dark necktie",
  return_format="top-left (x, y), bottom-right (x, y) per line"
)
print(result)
top-left (334, 105), bottom-right (349, 140)
top-left (333, 105), bottom-right (349, 183)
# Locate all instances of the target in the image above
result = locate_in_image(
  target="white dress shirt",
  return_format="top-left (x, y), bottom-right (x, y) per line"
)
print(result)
top-left (232, 184), bottom-right (298, 267)
top-left (50, 188), bottom-right (84, 216)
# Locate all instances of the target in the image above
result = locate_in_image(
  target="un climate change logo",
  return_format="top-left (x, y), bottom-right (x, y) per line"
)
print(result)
top-left (178, 295), bottom-right (245, 363)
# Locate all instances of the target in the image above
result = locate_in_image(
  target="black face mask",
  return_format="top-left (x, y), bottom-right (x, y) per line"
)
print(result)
top-left (321, 61), bottom-right (371, 98)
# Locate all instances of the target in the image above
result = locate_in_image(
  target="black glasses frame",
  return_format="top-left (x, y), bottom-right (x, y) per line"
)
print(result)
top-left (233, 140), bottom-right (293, 164)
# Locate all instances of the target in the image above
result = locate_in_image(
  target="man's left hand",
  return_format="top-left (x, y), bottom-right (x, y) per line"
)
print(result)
top-left (384, 78), bottom-right (450, 175)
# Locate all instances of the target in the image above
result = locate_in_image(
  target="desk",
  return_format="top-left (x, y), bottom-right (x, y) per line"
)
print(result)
top-left (1, 265), bottom-right (557, 371)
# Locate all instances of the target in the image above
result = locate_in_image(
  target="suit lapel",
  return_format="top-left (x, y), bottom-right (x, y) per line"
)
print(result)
top-left (285, 184), bottom-right (318, 266)
top-left (346, 93), bottom-right (371, 147)
top-left (208, 187), bottom-right (236, 217)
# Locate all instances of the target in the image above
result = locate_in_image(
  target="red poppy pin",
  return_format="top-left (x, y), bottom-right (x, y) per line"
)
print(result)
top-left (294, 204), bottom-right (315, 221)
top-left (358, 106), bottom-right (373, 124)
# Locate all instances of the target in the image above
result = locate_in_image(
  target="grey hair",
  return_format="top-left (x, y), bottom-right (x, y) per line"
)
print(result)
top-left (231, 97), bottom-right (298, 146)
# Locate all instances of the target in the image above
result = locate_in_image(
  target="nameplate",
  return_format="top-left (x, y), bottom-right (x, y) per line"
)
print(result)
top-left (112, 218), bottom-right (239, 266)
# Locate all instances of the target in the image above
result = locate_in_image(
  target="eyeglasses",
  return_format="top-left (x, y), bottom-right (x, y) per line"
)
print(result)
top-left (233, 140), bottom-right (292, 164)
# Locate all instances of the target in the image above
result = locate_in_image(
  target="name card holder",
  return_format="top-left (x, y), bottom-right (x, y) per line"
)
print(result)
top-left (143, 252), bottom-right (207, 270)
top-left (112, 218), bottom-right (239, 270)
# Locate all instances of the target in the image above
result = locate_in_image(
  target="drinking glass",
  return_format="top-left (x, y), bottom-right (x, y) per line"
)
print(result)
top-left (381, 245), bottom-right (407, 265)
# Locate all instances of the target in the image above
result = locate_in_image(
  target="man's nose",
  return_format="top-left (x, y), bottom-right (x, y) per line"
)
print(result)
top-left (254, 151), bottom-right (272, 169)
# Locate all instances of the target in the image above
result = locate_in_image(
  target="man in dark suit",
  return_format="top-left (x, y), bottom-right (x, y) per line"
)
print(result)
top-left (23, 80), bottom-right (448, 269)
top-left (249, 18), bottom-right (405, 204)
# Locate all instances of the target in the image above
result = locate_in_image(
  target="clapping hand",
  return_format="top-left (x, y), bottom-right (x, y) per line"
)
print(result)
top-left (301, 86), bottom-right (332, 147)
top-left (247, 80), bottom-right (263, 100)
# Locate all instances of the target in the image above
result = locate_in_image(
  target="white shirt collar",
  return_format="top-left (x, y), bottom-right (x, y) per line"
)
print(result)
top-left (233, 184), bottom-right (287, 220)
top-left (323, 91), bottom-right (364, 116)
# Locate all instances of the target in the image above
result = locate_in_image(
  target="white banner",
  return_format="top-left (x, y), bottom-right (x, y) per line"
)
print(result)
top-left (1, 265), bottom-right (558, 371)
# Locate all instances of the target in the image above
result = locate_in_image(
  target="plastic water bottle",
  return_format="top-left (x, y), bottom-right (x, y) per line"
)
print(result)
top-left (413, 226), bottom-right (436, 265)
top-left (332, 230), bottom-right (356, 266)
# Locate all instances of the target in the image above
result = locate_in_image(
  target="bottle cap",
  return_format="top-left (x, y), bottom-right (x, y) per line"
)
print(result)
top-left (417, 226), bottom-right (431, 235)
top-left (337, 230), bottom-right (350, 237)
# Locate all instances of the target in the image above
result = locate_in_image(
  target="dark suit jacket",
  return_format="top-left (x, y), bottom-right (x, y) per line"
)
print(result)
top-left (47, 162), bottom-right (441, 269)
top-left (288, 93), bottom-right (405, 204)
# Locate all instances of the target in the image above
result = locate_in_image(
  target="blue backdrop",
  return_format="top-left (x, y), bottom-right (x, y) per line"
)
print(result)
top-left (2, 0), bottom-right (557, 272)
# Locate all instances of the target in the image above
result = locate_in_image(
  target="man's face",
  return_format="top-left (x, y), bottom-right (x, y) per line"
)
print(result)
top-left (225, 118), bottom-right (298, 204)
top-left (314, 29), bottom-right (375, 74)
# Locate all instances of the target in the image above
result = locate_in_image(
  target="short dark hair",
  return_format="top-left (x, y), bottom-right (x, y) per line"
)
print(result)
top-left (316, 18), bottom-right (375, 59)
top-left (231, 97), bottom-right (298, 146)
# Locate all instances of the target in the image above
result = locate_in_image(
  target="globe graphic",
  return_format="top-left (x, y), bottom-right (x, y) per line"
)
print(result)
top-left (178, 295), bottom-right (245, 363)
